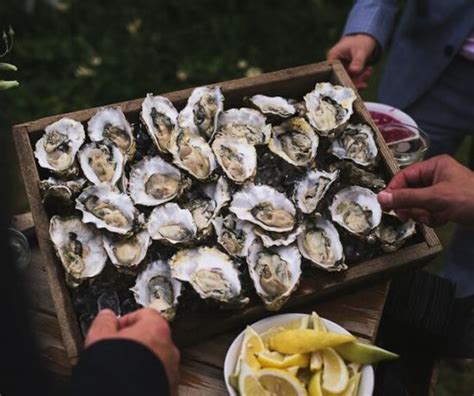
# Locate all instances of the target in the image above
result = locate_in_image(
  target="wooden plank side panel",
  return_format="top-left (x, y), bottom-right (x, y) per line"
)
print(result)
top-left (13, 125), bottom-right (82, 363)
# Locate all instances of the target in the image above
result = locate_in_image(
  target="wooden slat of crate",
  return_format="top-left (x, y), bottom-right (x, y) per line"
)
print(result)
top-left (12, 60), bottom-right (442, 365)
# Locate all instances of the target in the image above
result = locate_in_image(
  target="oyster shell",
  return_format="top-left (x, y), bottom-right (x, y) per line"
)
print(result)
top-left (297, 216), bottom-right (346, 271)
top-left (375, 212), bottom-right (416, 252)
top-left (168, 127), bottom-right (217, 180)
top-left (268, 117), bottom-right (319, 167)
top-left (329, 124), bottom-right (378, 167)
top-left (253, 224), bottom-right (304, 248)
top-left (131, 260), bottom-right (182, 321)
top-left (212, 137), bottom-right (257, 184)
top-left (304, 82), bottom-right (356, 136)
top-left (329, 186), bottom-right (382, 236)
top-left (79, 142), bottom-right (124, 186)
top-left (178, 86), bottom-right (224, 140)
top-left (50, 216), bottom-right (106, 284)
top-left (212, 213), bottom-right (255, 257)
top-left (248, 94), bottom-right (296, 118)
top-left (330, 161), bottom-right (386, 191)
top-left (147, 202), bottom-right (197, 244)
top-left (88, 106), bottom-right (136, 160)
top-left (216, 108), bottom-right (271, 145)
top-left (230, 184), bottom-right (296, 233)
top-left (128, 156), bottom-right (189, 206)
top-left (40, 177), bottom-right (86, 208)
top-left (170, 246), bottom-right (247, 305)
top-left (247, 242), bottom-right (301, 311)
top-left (293, 169), bottom-right (339, 213)
top-left (141, 93), bottom-right (178, 153)
top-left (103, 229), bottom-right (151, 269)
top-left (34, 118), bottom-right (85, 175)
top-left (76, 184), bottom-right (139, 234)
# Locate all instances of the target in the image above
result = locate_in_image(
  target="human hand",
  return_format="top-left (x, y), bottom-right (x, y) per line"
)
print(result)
top-left (377, 155), bottom-right (474, 227)
top-left (86, 308), bottom-right (180, 393)
top-left (327, 34), bottom-right (377, 90)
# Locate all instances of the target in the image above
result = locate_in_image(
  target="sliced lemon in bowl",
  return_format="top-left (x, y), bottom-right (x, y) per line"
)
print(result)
top-left (260, 316), bottom-right (310, 348)
top-left (308, 370), bottom-right (323, 396)
top-left (256, 350), bottom-right (310, 369)
top-left (334, 341), bottom-right (399, 364)
top-left (321, 347), bottom-right (349, 394)
top-left (233, 326), bottom-right (265, 382)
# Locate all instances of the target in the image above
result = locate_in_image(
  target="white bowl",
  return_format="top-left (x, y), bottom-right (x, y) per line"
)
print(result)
top-left (364, 101), bottom-right (417, 128)
top-left (223, 313), bottom-right (374, 396)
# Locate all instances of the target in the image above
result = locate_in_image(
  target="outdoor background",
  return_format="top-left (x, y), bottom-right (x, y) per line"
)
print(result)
top-left (0, 0), bottom-right (472, 394)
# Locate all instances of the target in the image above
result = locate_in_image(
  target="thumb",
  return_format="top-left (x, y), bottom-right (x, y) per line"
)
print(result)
top-left (348, 49), bottom-right (367, 76)
top-left (378, 188), bottom-right (438, 211)
top-left (85, 309), bottom-right (119, 347)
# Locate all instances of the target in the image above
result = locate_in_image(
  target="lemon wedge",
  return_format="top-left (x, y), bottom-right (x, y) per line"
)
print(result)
top-left (310, 312), bottom-right (327, 332)
top-left (286, 366), bottom-right (300, 376)
top-left (309, 351), bottom-right (323, 371)
top-left (239, 365), bottom-right (270, 396)
top-left (334, 341), bottom-right (398, 364)
top-left (323, 372), bottom-right (361, 396)
top-left (321, 348), bottom-right (349, 394)
top-left (234, 326), bottom-right (265, 379)
top-left (268, 329), bottom-right (355, 354)
top-left (261, 316), bottom-right (310, 348)
top-left (256, 350), bottom-right (310, 369)
top-left (257, 368), bottom-right (308, 396)
top-left (308, 371), bottom-right (323, 396)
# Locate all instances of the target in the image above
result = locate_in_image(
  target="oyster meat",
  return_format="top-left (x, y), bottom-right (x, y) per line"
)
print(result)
top-left (248, 94), bottom-right (296, 118)
top-left (329, 186), bottom-right (382, 236)
top-left (79, 142), bottom-right (124, 185)
top-left (216, 108), bottom-right (271, 145)
top-left (34, 118), bottom-right (85, 175)
top-left (329, 123), bottom-right (378, 167)
top-left (88, 106), bottom-right (136, 160)
top-left (76, 184), bottom-right (138, 234)
top-left (297, 216), bottom-right (346, 271)
top-left (375, 212), bottom-right (416, 252)
top-left (40, 177), bottom-right (86, 207)
top-left (331, 161), bottom-right (386, 191)
top-left (128, 156), bottom-right (189, 206)
top-left (304, 82), bottom-right (356, 136)
top-left (170, 246), bottom-right (247, 305)
top-left (247, 242), bottom-right (301, 311)
top-left (212, 213), bottom-right (255, 257)
top-left (103, 229), bottom-right (151, 269)
top-left (293, 169), bottom-right (339, 213)
top-left (147, 202), bottom-right (197, 244)
top-left (230, 184), bottom-right (296, 232)
top-left (178, 86), bottom-right (224, 140)
top-left (131, 260), bottom-right (182, 320)
top-left (253, 224), bottom-right (304, 248)
top-left (168, 127), bottom-right (216, 180)
top-left (212, 136), bottom-right (257, 184)
top-left (50, 216), bottom-right (107, 283)
top-left (141, 93), bottom-right (178, 153)
top-left (268, 117), bottom-right (319, 167)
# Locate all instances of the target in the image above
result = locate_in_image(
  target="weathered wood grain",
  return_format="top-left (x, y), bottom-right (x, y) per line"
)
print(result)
top-left (12, 60), bottom-right (442, 365)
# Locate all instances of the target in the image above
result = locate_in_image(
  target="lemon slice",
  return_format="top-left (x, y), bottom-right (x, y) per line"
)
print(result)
top-left (256, 350), bottom-right (310, 369)
top-left (310, 351), bottom-right (323, 371)
top-left (268, 329), bottom-right (355, 354)
top-left (261, 316), bottom-right (310, 348)
top-left (286, 366), bottom-right (300, 376)
top-left (257, 368), bottom-right (308, 396)
top-left (239, 365), bottom-right (270, 396)
top-left (310, 312), bottom-right (327, 332)
top-left (234, 326), bottom-right (265, 379)
top-left (321, 348), bottom-right (349, 394)
top-left (334, 341), bottom-right (399, 364)
top-left (308, 371), bottom-right (323, 396)
top-left (323, 372), bottom-right (362, 396)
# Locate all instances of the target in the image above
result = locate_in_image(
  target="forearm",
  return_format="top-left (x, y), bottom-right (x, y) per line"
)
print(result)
top-left (343, 0), bottom-right (399, 50)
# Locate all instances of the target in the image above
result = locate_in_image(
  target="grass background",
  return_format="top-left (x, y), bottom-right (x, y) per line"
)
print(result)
top-left (0, 0), bottom-right (472, 393)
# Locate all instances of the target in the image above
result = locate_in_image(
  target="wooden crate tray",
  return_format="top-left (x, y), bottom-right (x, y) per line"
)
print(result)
top-left (13, 60), bottom-right (442, 365)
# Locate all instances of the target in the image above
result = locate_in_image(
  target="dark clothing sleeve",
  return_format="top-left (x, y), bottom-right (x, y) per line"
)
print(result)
top-left (71, 339), bottom-right (170, 396)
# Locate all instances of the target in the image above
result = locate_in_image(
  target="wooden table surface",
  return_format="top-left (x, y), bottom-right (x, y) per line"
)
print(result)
top-left (17, 214), bottom-right (390, 395)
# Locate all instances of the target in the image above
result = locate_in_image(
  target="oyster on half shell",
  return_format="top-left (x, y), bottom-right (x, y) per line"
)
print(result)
top-left (293, 169), bottom-right (339, 214)
top-left (247, 242), bottom-right (301, 311)
top-left (88, 106), bottom-right (136, 160)
top-left (375, 212), bottom-right (416, 252)
top-left (141, 93), bottom-right (178, 153)
top-left (147, 202), bottom-right (197, 244)
top-left (131, 260), bottom-right (182, 321)
top-left (76, 184), bottom-right (139, 235)
top-left (297, 216), bottom-right (346, 271)
top-left (230, 184), bottom-right (296, 233)
top-left (170, 246), bottom-right (247, 305)
top-left (329, 186), bottom-right (382, 237)
top-left (248, 94), bottom-right (296, 118)
top-left (178, 86), bottom-right (224, 140)
top-left (104, 229), bottom-right (151, 270)
top-left (216, 108), bottom-right (271, 145)
top-left (304, 82), bottom-right (356, 137)
top-left (212, 213), bottom-right (255, 257)
top-left (50, 216), bottom-right (107, 285)
top-left (34, 118), bottom-right (85, 176)
top-left (253, 224), bottom-right (304, 248)
top-left (79, 142), bottom-right (124, 185)
top-left (268, 117), bottom-right (319, 167)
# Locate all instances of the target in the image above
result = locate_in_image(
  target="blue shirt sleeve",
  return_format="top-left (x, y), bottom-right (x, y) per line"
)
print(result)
top-left (343, 0), bottom-right (399, 49)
